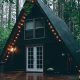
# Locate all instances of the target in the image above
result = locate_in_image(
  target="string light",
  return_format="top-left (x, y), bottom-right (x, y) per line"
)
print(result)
top-left (5, 59), bottom-right (7, 61)
top-left (17, 33), bottom-right (19, 36)
top-left (32, 0), bottom-right (35, 3)
top-left (22, 16), bottom-right (26, 19)
top-left (78, 70), bottom-right (80, 73)
top-left (18, 30), bottom-right (21, 32)
top-left (50, 26), bottom-right (53, 29)
top-left (2, 10), bottom-right (27, 62)
top-left (8, 52), bottom-right (10, 54)
top-left (6, 55), bottom-right (9, 58)
top-left (61, 53), bottom-right (65, 56)
top-left (12, 43), bottom-right (14, 45)
top-left (47, 21), bottom-right (61, 43)
top-left (76, 66), bottom-right (78, 68)
top-left (21, 19), bottom-right (25, 23)
top-left (14, 40), bottom-right (16, 42)
top-left (52, 29), bottom-right (55, 32)
top-left (59, 39), bottom-right (61, 42)
top-left (7, 46), bottom-right (17, 55)
top-left (18, 22), bottom-right (23, 26)
top-left (53, 32), bottom-right (57, 35)
top-left (48, 22), bottom-right (51, 26)
top-left (10, 47), bottom-right (14, 52)
top-left (56, 36), bottom-right (59, 39)
top-left (20, 23), bottom-right (23, 26)
top-left (15, 36), bottom-right (18, 39)
top-left (18, 26), bottom-right (21, 29)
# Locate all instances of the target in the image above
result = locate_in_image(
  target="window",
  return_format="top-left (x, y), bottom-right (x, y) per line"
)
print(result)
top-left (24, 18), bottom-right (45, 39)
top-left (26, 21), bottom-right (34, 30)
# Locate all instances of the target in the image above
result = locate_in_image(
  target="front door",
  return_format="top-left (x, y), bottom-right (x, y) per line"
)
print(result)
top-left (26, 46), bottom-right (43, 72)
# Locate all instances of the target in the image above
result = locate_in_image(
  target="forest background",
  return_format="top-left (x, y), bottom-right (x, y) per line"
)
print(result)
top-left (0, 0), bottom-right (80, 54)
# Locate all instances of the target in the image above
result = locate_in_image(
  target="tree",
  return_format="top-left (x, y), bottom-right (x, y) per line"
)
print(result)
top-left (8, 2), bottom-right (12, 28)
top-left (16, 0), bottom-right (19, 20)
top-left (0, 3), bottom-right (3, 27)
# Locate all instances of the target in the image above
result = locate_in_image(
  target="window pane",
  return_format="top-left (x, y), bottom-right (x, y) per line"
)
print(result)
top-left (26, 21), bottom-right (34, 30)
top-left (35, 19), bottom-right (44, 28)
top-left (35, 28), bottom-right (44, 38)
top-left (25, 30), bottom-right (33, 39)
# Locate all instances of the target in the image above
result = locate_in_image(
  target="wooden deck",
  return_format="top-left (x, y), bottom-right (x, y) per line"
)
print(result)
top-left (0, 71), bottom-right (79, 80)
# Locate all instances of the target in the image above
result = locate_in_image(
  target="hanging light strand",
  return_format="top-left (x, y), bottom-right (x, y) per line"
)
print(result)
top-left (3, 4), bottom-right (30, 62)
top-left (47, 21), bottom-right (61, 42)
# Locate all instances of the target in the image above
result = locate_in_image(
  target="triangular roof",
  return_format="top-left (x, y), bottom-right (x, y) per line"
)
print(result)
top-left (1, 0), bottom-right (80, 66)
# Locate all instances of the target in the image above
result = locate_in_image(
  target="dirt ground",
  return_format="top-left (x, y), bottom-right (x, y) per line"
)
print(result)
top-left (0, 71), bottom-right (79, 80)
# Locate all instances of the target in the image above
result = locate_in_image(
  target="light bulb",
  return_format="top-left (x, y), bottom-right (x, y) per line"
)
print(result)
top-left (48, 22), bottom-right (51, 25)
top-left (52, 29), bottom-right (55, 32)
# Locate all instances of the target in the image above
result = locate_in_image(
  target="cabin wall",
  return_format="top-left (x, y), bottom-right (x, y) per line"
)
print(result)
top-left (43, 24), bottom-right (66, 74)
top-left (44, 24), bottom-right (77, 74)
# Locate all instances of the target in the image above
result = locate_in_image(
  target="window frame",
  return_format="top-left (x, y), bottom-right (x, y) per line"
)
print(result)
top-left (24, 18), bottom-right (45, 40)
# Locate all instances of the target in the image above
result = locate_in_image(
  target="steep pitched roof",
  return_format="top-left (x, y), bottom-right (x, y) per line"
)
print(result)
top-left (1, 0), bottom-right (80, 65)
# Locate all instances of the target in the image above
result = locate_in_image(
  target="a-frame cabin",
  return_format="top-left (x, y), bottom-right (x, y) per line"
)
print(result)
top-left (1, 0), bottom-right (80, 74)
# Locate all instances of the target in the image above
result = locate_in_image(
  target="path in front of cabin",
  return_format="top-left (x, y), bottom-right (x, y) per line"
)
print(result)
top-left (0, 71), bottom-right (79, 80)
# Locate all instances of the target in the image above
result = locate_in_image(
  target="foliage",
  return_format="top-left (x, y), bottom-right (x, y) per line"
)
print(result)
top-left (43, 0), bottom-right (80, 43)
top-left (0, 26), bottom-right (12, 54)
top-left (2, 0), bottom-right (14, 3)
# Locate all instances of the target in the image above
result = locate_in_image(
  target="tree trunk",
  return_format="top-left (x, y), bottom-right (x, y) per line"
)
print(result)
top-left (16, 0), bottom-right (19, 21)
top-left (78, 0), bottom-right (80, 26)
top-left (57, 0), bottom-right (63, 18)
top-left (1, 4), bottom-right (3, 27)
top-left (8, 2), bottom-right (12, 28)
top-left (6, 3), bottom-right (8, 26)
